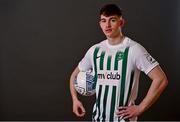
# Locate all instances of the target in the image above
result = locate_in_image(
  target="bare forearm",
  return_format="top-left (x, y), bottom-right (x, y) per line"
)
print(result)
top-left (70, 67), bottom-right (86, 117)
top-left (70, 75), bottom-right (78, 101)
top-left (116, 77), bottom-right (168, 120)
top-left (70, 67), bottom-right (80, 101)
top-left (139, 74), bottom-right (168, 114)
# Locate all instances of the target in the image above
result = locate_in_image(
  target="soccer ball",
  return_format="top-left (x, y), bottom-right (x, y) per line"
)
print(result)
top-left (74, 71), bottom-right (96, 96)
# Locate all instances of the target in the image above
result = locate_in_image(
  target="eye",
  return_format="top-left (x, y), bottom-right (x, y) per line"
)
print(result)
top-left (111, 19), bottom-right (117, 22)
top-left (100, 19), bottom-right (106, 23)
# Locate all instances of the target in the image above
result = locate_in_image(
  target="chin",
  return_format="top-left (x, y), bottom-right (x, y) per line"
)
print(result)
top-left (106, 34), bottom-right (114, 38)
top-left (105, 33), bottom-right (113, 37)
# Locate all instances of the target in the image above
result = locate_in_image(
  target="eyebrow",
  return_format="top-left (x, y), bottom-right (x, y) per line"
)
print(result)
top-left (100, 18), bottom-right (106, 21)
top-left (100, 16), bottom-right (118, 21)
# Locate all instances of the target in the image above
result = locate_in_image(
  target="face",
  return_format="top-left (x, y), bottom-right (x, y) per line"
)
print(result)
top-left (99, 15), bottom-right (124, 38)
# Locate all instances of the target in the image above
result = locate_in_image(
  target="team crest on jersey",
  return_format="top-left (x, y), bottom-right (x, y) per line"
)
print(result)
top-left (116, 51), bottom-right (124, 61)
top-left (145, 53), bottom-right (156, 64)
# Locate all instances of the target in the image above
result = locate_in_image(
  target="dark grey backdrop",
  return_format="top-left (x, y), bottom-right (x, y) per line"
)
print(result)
top-left (0, 0), bottom-right (179, 121)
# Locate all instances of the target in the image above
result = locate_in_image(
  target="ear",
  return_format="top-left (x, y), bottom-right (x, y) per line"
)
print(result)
top-left (119, 18), bottom-right (125, 27)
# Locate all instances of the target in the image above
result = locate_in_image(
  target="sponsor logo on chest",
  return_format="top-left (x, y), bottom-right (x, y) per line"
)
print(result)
top-left (97, 72), bottom-right (120, 80)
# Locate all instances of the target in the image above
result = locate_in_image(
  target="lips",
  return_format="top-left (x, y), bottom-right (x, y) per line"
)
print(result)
top-left (105, 28), bottom-right (112, 33)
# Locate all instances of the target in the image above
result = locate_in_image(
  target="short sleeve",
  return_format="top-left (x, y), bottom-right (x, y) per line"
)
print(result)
top-left (78, 46), bottom-right (94, 72)
top-left (132, 44), bottom-right (159, 74)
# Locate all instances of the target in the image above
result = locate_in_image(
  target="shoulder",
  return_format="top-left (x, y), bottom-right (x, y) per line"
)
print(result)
top-left (84, 40), bottom-right (106, 55)
top-left (89, 40), bottom-right (106, 50)
top-left (126, 37), bottom-right (147, 53)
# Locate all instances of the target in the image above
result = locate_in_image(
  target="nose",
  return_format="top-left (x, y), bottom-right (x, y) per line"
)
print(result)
top-left (106, 21), bottom-right (111, 28)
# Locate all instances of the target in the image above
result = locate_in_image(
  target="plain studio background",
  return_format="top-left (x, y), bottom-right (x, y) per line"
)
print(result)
top-left (0, 0), bottom-right (179, 121)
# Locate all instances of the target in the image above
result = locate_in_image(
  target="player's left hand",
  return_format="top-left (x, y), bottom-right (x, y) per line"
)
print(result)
top-left (116, 105), bottom-right (142, 120)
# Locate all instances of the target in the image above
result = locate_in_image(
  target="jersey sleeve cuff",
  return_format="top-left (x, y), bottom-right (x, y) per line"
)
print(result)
top-left (144, 62), bottom-right (159, 74)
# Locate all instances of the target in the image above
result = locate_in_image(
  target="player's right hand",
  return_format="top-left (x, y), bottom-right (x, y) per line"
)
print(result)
top-left (73, 99), bottom-right (86, 117)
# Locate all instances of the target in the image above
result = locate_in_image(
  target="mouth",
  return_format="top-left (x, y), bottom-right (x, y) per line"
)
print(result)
top-left (105, 29), bottom-right (112, 33)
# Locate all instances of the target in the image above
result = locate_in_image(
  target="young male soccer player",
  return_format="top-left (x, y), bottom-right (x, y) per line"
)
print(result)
top-left (70, 4), bottom-right (168, 121)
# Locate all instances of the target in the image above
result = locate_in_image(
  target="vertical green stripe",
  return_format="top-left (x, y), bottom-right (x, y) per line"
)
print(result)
top-left (92, 85), bottom-right (102, 120)
top-left (92, 47), bottom-right (100, 119)
top-left (114, 52), bottom-right (120, 70)
top-left (107, 55), bottom-right (112, 70)
top-left (100, 51), bottom-right (105, 70)
top-left (93, 47), bottom-right (100, 89)
top-left (114, 51), bottom-right (123, 70)
top-left (110, 86), bottom-right (117, 121)
top-left (125, 71), bottom-right (134, 106)
top-left (97, 85), bottom-right (103, 121)
top-left (102, 85), bottom-right (109, 121)
top-left (119, 47), bottom-right (129, 106)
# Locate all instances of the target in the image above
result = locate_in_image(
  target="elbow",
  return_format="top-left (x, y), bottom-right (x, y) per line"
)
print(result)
top-left (164, 78), bottom-right (168, 87)
top-left (161, 77), bottom-right (168, 90)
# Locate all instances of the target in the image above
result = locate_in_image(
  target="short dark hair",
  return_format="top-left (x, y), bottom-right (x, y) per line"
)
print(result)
top-left (100, 4), bottom-right (122, 17)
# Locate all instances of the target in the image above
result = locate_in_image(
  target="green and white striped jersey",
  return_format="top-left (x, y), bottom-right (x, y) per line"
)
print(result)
top-left (78, 37), bottom-right (159, 121)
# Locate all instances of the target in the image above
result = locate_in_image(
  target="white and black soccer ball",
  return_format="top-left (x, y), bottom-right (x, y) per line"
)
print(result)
top-left (74, 71), bottom-right (95, 96)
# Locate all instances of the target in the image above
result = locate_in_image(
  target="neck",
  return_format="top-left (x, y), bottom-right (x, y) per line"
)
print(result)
top-left (107, 33), bottom-right (124, 45)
